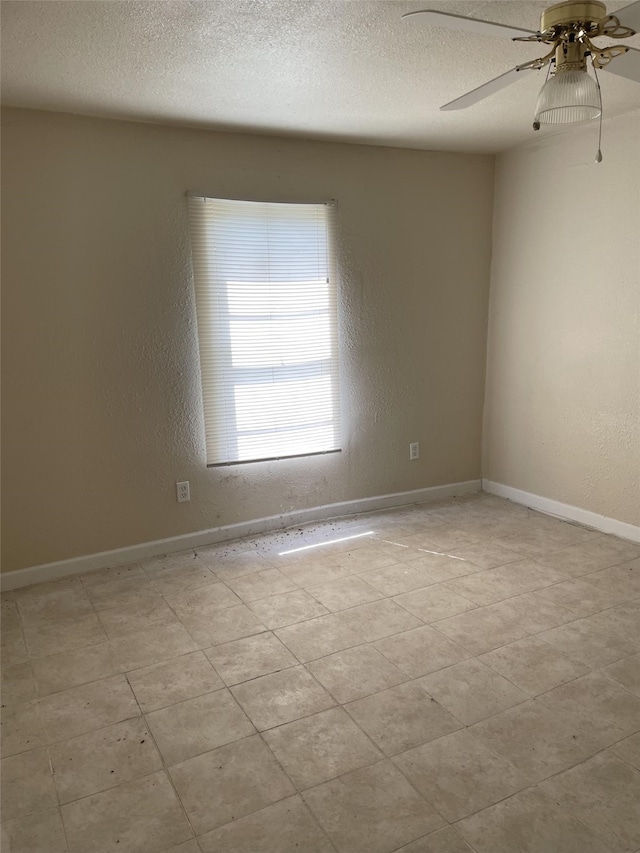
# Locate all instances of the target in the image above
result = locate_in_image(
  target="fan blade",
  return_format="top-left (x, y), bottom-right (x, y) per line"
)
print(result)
top-left (602, 46), bottom-right (640, 82)
top-left (612, 1), bottom-right (640, 31)
top-left (440, 66), bottom-right (537, 110)
top-left (402, 9), bottom-right (537, 39)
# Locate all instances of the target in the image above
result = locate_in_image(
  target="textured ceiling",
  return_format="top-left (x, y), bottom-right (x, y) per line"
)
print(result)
top-left (1, 0), bottom-right (639, 153)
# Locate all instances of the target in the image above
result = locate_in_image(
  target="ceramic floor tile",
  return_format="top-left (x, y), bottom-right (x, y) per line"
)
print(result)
top-left (527, 512), bottom-right (599, 532)
top-left (224, 567), bottom-right (299, 601)
top-left (274, 613), bottom-right (363, 663)
top-left (39, 674), bottom-right (139, 744)
top-left (307, 576), bottom-right (384, 612)
top-left (204, 631), bottom-right (297, 685)
top-left (255, 530), bottom-right (311, 556)
top-left (61, 770), bottom-right (193, 853)
top-left (49, 717), bottom-right (162, 803)
top-left (164, 582), bottom-right (242, 622)
top-left (368, 537), bottom-right (431, 563)
top-left (179, 604), bottom-right (267, 647)
top-left (248, 590), bottom-right (329, 629)
top-left (31, 642), bottom-right (121, 696)
top-left (230, 665), bottom-right (335, 730)
top-left (338, 599), bottom-right (424, 642)
top-left (395, 825), bottom-right (477, 853)
top-left (1, 628), bottom-right (29, 666)
top-left (432, 600), bottom-right (531, 655)
top-left (383, 528), bottom-right (446, 550)
top-left (198, 795), bottom-right (334, 853)
top-left (303, 760), bottom-right (444, 853)
top-left (537, 615), bottom-right (640, 668)
top-left (1, 598), bottom-right (21, 630)
top-left (1, 747), bottom-right (57, 822)
top-left (6, 494), bottom-right (638, 853)
top-left (375, 526), bottom-right (440, 546)
top-left (415, 657), bottom-right (527, 725)
top-left (456, 787), bottom-right (612, 853)
top-left (169, 734), bottom-right (295, 834)
top-left (584, 562), bottom-right (640, 598)
top-left (590, 600), bottom-right (640, 646)
top-left (0, 808), bottom-right (68, 853)
top-left (332, 546), bottom-right (399, 572)
top-left (139, 550), bottom-right (200, 573)
top-left (538, 671), bottom-right (640, 744)
top-left (277, 558), bottom-right (355, 589)
top-left (533, 577), bottom-right (629, 617)
top-left (434, 592), bottom-right (572, 656)
top-left (1, 699), bottom-right (46, 757)
top-left (603, 653), bottom-right (640, 697)
top-left (15, 578), bottom-right (94, 623)
top-left (162, 841), bottom-right (202, 853)
top-left (198, 549), bottom-right (273, 579)
top-left (393, 584), bottom-right (477, 623)
top-left (394, 728), bottom-right (527, 822)
top-left (23, 612), bottom-right (107, 657)
top-left (12, 576), bottom-right (82, 601)
top-left (263, 706), bottom-right (382, 788)
top-left (127, 650), bottom-right (224, 712)
top-left (359, 562), bottom-right (436, 596)
top-left (609, 732), bottom-right (640, 770)
top-left (345, 682), bottom-right (462, 756)
top-left (478, 635), bottom-right (589, 696)
top-left (97, 596), bottom-right (179, 638)
top-left (389, 507), bottom-right (462, 525)
top-left (536, 535), bottom-right (640, 576)
top-left (453, 518), bottom-right (532, 541)
top-left (307, 645), bottom-right (407, 704)
top-left (80, 561), bottom-right (145, 587)
top-left (313, 519), bottom-right (377, 538)
top-left (146, 562), bottom-right (220, 596)
top-left (497, 524), bottom-right (599, 559)
top-left (444, 560), bottom-right (567, 606)
top-left (374, 625), bottom-right (470, 678)
top-left (470, 699), bottom-right (605, 783)
top-left (85, 576), bottom-right (159, 610)
top-left (402, 528), bottom-right (484, 552)
top-left (444, 540), bottom-right (523, 570)
top-left (498, 592), bottom-right (575, 634)
top-left (539, 751), bottom-right (640, 852)
top-left (2, 661), bottom-right (37, 705)
top-left (109, 624), bottom-right (200, 671)
top-left (146, 688), bottom-right (255, 764)
top-left (402, 553), bottom-right (480, 582)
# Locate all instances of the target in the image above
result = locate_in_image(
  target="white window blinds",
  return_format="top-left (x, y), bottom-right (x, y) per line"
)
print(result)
top-left (188, 196), bottom-right (341, 466)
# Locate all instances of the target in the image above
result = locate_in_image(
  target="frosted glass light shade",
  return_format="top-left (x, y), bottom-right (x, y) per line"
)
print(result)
top-left (535, 68), bottom-right (601, 124)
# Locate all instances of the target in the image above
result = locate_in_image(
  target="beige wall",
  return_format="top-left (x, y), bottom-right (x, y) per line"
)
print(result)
top-left (483, 111), bottom-right (640, 526)
top-left (1, 108), bottom-right (494, 572)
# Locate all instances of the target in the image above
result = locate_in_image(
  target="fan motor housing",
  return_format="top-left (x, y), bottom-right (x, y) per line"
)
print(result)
top-left (541, 0), bottom-right (607, 30)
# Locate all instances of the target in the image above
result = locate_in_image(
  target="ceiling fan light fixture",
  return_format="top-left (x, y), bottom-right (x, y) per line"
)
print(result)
top-left (534, 65), bottom-right (602, 124)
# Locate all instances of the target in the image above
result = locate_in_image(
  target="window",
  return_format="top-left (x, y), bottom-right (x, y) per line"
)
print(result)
top-left (188, 195), bottom-right (341, 466)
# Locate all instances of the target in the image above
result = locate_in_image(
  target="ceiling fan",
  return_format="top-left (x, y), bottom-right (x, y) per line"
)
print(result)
top-left (404, 1), bottom-right (640, 151)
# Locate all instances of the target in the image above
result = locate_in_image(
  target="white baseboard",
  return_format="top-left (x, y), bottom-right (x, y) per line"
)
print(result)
top-left (1, 479), bottom-right (481, 590)
top-left (482, 479), bottom-right (640, 544)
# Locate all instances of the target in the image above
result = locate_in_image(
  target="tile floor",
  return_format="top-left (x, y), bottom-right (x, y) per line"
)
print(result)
top-left (2, 492), bottom-right (640, 852)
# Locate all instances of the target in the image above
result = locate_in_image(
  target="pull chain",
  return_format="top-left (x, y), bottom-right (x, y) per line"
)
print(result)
top-left (533, 61), bottom-right (553, 131)
top-left (593, 62), bottom-right (603, 163)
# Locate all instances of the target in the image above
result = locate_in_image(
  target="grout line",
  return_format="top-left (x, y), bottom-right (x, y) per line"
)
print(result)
top-left (123, 671), bottom-right (200, 844)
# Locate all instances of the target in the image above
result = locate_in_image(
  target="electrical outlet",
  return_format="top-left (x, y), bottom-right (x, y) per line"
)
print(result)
top-left (176, 481), bottom-right (190, 502)
top-left (409, 442), bottom-right (420, 460)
